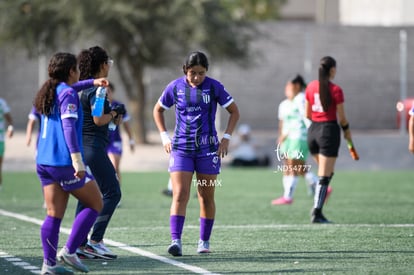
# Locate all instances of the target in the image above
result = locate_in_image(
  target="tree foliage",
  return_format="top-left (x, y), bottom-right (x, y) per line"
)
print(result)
top-left (0, 0), bottom-right (282, 143)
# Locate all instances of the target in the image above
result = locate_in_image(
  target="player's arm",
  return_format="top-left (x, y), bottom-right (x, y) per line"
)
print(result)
top-left (218, 102), bottom-right (240, 158)
top-left (25, 118), bottom-right (36, 146)
top-left (4, 112), bottom-right (13, 138)
top-left (277, 119), bottom-right (286, 145)
top-left (62, 117), bottom-right (86, 179)
top-left (305, 100), bottom-right (312, 120)
top-left (92, 107), bottom-right (117, 126)
top-left (123, 120), bottom-right (135, 152)
top-left (153, 101), bottom-right (172, 153)
top-left (337, 103), bottom-right (351, 140)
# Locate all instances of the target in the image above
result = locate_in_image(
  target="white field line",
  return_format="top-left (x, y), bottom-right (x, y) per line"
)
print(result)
top-left (0, 251), bottom-right (41, 274)
top-left (109, 223), bottom-right (414, 232)
top-left (0, 209), bottom-right (221, 275)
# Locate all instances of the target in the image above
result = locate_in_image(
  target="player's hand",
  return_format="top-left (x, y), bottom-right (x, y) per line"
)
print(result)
top-left (112, 104), bottom-right (126, 116)
top-left (164, 142), bottom-right (172, 154)
top-left (129, 139), bottom-right (135, 152)
top-left (93, 78), bottom-right (109, 87)
top-left (160, 131), bottom-right (172, 153)
top-left (113, 114), bottom-right (123, 125)
top-left (343, 129), bottom-right (352, 141)
top-left (277, 135), bottom-right (286, 145)
top-left (218, 138), bottom-right (230, 158)
top-left (409, 140), bottom-right (414, 154)
top-left (70, 153), bottom-right (86, 179)
top-left (74, 170), bottom-right (86, 179)
top-left (6, 125), bottom-right (13, 138)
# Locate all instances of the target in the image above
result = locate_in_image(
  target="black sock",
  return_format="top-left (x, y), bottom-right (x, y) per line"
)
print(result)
top-left (314, 176), bottom-right (331, 210)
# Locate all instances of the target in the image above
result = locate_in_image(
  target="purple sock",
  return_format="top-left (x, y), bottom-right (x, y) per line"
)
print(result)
top-left (170, 215), bottom-right (185, 240)
top-left (66, 208), bottom-right (99, 254)
top-left (200, 217), bottom-right (214, 241)
top-left (41, 216), bottom-right (61, 266)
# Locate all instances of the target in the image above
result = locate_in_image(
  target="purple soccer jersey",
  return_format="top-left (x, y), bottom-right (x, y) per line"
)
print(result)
top-left (159, 76), bottom-right (234, 155)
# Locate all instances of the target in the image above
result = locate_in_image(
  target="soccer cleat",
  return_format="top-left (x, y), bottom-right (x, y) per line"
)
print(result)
top-left (311, 209), bottom-right (332, 224)
top-left (57, 247), bottom-right (89, 273)
top-left (76, 247), bottom-right (96, 260)
top-left (197, 240), bottom-right (210, 254)
top-left (167, 239), bottom-right (182, 256)
top-left (41, 262), bottom-right (74, 275)
top-left (162, 188), bottom-right (173, 197)
top-left (83, 241), bottom-right (117, 260)
top-left (271, 197), bottom-right (293, 205)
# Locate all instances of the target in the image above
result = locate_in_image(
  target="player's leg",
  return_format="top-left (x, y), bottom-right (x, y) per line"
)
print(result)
top-left (67, 177), bottom-right (103, 254)
top-left (272, 158), bottom-right (296, 205)
top-left (108, 152), bottom-right (123, 207)
top-left (168, 170), bottom-right (193, 256)
top-left (162, 177), bottom-right (173, 197)
top-left (194, 153), bottom-right (220, 254)
top-left (108, 152), bottom-right (121, 184)
top-left (311, 122), bottom-right (340, 223)
top-left (195, 173), bottom-right (216, 253)
top-left (80, 149), bottom-right (121, 259)
top-left (0, 141), bottom-right (4, 189)
top-left (41, 182), bottom-right (70, 268)
top-left (58, 173), bottom-right (103, 272)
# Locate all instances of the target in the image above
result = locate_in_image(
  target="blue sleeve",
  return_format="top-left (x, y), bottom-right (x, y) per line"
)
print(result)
top-left (62, 118), bottom-right (80, 153)
top-left (71, 79), bottom-right (94, 92)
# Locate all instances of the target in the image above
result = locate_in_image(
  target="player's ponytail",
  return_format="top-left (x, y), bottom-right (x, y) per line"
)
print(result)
top-left (34, 52), bottom-right (77, 115)
top-left (318, 56), bottom-right (336, 112)
top-left (78, 46), bottom-right (109, 80)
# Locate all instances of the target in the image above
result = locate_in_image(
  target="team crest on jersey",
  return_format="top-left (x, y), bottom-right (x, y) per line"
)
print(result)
top-left (66, 104), bottom-right (77, 113)
top-left (202, 93), bottom-right (210, 104)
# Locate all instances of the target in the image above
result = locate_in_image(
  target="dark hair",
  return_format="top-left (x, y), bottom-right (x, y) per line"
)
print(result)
top-left (290, 74), bottom-right (306, 90)
top-left (108, 82), bottom-right (115, 92)
top-left (78, 46), bottom-right (109, 80)
top-left (33, 52), bottom-right (77, 115)
top-left (182, 51), bottom-right (209, 74)
top-left (318, 56), bottom-right (336, 112)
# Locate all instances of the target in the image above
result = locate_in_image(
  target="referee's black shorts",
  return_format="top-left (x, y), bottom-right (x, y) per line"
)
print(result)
top-left (307, 121), bottom-right (340, 157)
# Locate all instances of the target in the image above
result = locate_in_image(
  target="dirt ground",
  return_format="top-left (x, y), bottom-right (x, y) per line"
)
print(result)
top-left (3, 130), bottom-right (414, 172)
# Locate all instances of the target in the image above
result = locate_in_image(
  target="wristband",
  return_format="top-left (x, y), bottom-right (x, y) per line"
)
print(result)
top-left (160, 131), bottom-right (171, 146)
top-left (70, 152), bottom-right (86, 172)
top-left (223, 133), bottom-right (232, 140)
top-left (341, 123), bottom-right (349, 131)
top-left (7, 125), bottom-right (14, 132)
top-left (129, 139), bottom-right (135, 146)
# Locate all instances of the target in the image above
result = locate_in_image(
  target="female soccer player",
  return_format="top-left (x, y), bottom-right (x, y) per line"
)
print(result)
top-left (75, 46), bottom-right (126, 260)
top-left (25, 106), bottom-right (41, 147)
top-left (305, 56), bottom-right (352, 223)
top-left (34, 52), bottom-right (105, 274)
top-left (272, 75), bottom-right (319, 205)
top-left (0, 97), bottom-right (13, 191)
top-left (106, 83), bottom-right (135, 193)
top-left (153, 51), bottom-right (239, 256)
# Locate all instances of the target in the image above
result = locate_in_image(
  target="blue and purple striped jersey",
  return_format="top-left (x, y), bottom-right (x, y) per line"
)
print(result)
top-left (159, 76), bottom-right (234, 155)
